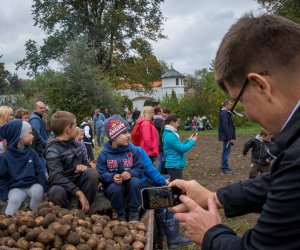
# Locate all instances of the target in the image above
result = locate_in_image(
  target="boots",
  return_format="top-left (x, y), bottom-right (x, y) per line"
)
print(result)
top-left (155, 210), bottom-right (192, 249)
top-left (154, 209), bottom-right (167, 249)
top-left (163, 217), bottom-right (192, 249)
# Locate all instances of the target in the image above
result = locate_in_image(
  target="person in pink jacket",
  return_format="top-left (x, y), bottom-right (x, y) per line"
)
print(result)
top-left (135, 106), bottom-right (159, 165)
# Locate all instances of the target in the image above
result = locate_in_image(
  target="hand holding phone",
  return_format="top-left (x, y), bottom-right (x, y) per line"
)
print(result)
top-left (141, 186), bottom-right (182, 209)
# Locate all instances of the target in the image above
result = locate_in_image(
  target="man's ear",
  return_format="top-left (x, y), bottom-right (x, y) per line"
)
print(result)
top-left (248, 72), bottom-right (272, 99)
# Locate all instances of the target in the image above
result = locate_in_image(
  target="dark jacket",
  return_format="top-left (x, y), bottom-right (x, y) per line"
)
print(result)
top-left (153, 115), bottom-right (165, 152)
top-left (218, 108), bottom-right (236, 141)
top-left (30, 127), bottom-right (44, 156)
top-left (29, 113), bottom-right (48, 147)
top-left (96, 141), bottom-right (144, 187)
top-left (45, 139), bottom-right (90, 195)
top-left (203, 106), bottom-right (300, 250)
top-left (0, 120), bottom-right (47, 201)
top-left (243, 135), bottom-right (273, 166)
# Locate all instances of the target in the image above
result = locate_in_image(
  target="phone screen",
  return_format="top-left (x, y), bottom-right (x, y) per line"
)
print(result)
top-left (141, 186), bottom-right (182, 209)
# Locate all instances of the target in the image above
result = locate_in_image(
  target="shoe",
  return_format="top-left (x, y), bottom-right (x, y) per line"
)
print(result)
top-left (227, 167), bottom-right (234, 172)
top-left (128, 211), bottom-right (139, 223)
top-left (163, 218), bottom-right (192, 248)
top-left (221, 169), bottom-right (234, 175)
top-left (117, 213), bottom-right (126, 221)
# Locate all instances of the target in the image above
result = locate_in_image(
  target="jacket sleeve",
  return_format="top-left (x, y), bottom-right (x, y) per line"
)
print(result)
top-left (137, 147), bottom-right (166, 186)
top-left (96, 152), bottom-right (115, 185)
top-left (203, 153), bottom-right (300, 250)
top-left (46, 147), bottom-right (79, 195)
top-left (243, 139), bottom-right (253, 155)
top-left (30, 118), bottom-right (47, 147)
top-left (165, 133), bottom-right (196, 153)
top-left (33, 151), bottom-right (48, 192)
top-left (220, 111), bottom-right (233, 141)
top-left (0, 156), bottom-right (9, 201)
top-left (128, 149), bottom-right (144, 178)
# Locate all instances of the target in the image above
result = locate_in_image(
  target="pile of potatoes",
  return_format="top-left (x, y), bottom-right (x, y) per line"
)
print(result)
top-left (0, 202), bottom-right (147, 250)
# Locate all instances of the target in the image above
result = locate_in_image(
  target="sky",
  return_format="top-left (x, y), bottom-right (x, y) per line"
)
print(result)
top-left (0, 0), bottom-right (262, 79)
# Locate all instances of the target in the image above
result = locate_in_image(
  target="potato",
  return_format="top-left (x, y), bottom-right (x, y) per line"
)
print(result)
top-left (102, 227), bottom-right (114, 240)
top-left (36, 230), bottom-right (55, 244)
top-left (107, 220), bottom-right (120, 228)
top-left (57, 208), bottom-right (69, 218)
top-left (133, 222), bottom-right (146, 232)
top-left (112, 225), bottom-right (129, 236)
top-left (132, 240), bottom-right (145, 250)
top-left (77, 219), bottom-right (91, 229)
top-left (92, 224), bottom-right (103, 234)
top-left (133, 234), bottom-right (147, 244)
top-left (72, 209), bottom-right (86, 220)
top-left (38, 207), bottom-right (53, 217)
top-left (106, 239), bottom-right (116, 245)
top-left (61, 244), bottom-right (77, 250)
top-left (123, 234), bottom-right (133, 244)
top-left (1, 237), bottom-right (16, 248)
top-left (56, 218), bottom-right (72, 226)
top-left (38, 201), bottom-right (51, 210)
top-left (56, 224), bottom-right (71, 237)
top-left (120, 244), bottom-right (132, 250)
top-left (66, 232), bottom-right (81, 245)
top-left (43, 213), bottom-right (56, 228)
top-left (18, 225), bottom-right (28, 235)
top-left (16, 237), bottom-right (30, 250)
top-left (53, 235), bottom-right (63, 249)
top-left (25, 230), bottom-right (39, 241)
top-left (119, 221), bottom-right (130, 228)
top-left (77, 243), bottom-right (92, 250)
top-left (0, 218), bottom-right (10, 230)
top-left (112, 243), bottom-right (122, 250)
top-left (87, 234), bottom-right (98, 248)
top-left (90, 214), bottom-right (102, 223)
top-left (61, 214), bottom-right (74, 222)
top-left (49, 221), bottom-right (61, 231)
top-left (0, 229), bottom-right (4, 238)
top-left (35, 216), bottom-right (45, 226)
top-left (11, 231), bottom-right (21, 241)
top-left (7, 223), bottom-right (17, 235)
top-left (96, 240), bottom-right (105, 250)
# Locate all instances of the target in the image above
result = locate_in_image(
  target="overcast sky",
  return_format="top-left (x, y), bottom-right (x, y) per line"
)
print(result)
top-left (0, 0), bottom-right (262, 78)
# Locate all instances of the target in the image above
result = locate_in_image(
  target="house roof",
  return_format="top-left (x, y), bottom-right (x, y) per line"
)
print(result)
top-left (161, 67), bottom-right (185, 79)
top-left (122, 81), bottom-right (162, 89)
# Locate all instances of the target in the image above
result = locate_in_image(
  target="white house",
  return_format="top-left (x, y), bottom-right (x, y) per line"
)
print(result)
top-left (121, 66), bottom-right (185, 110)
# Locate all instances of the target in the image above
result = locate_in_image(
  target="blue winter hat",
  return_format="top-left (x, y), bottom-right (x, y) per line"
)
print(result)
top-left (104, 115), bottom-right (130, 140)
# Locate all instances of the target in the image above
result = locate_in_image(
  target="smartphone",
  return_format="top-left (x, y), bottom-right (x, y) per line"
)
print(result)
top-left (141, 186), bottom-right (182, 209)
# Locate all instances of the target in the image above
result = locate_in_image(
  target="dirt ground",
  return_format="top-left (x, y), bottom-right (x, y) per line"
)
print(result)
top-left (177, 133), bottom-right (259, 250)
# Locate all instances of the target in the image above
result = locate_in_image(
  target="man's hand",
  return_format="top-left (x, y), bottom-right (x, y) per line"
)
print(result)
top-left (75, 190), bottom-right (90, 213)
top-left (121, 171), bottom-right (131, 181)
top-left (173, 195), bottom-right (222, 245)
top-left (169, 179), bottom-right (223, 211)
top-left (75, 164), bottom-right (88, 173)
top-left (114, 174), bottom-right (123, 184)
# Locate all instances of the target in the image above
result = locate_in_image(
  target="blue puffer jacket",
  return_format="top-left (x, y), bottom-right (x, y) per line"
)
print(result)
top-left (162, 128), bottom-right (196, 169)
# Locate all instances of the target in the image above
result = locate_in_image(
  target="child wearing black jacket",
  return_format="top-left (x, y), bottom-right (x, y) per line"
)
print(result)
top-left (243, 129), bottom-right (274, 179)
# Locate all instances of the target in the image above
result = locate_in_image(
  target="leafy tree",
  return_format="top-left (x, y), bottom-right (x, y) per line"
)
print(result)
top-left (255, 0), bottom-right (300, 23)
top-left (17, 0), bottom-right (167, 86)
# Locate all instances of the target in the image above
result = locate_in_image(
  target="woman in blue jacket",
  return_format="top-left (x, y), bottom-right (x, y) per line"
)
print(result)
top-left (162, 114), bottom-right (198, 181)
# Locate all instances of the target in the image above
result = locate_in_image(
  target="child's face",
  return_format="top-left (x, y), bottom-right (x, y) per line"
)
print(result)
top-left (76, 132), bottom-right (84, 141)
top-left (66, 121), bottom-right (77, 140)
top-left (20, 128), bottom-right (34, 146)
top-left (22, 114), bottom-right (29, 122)
top-left (261, 134), bottom-right (270, 141)
top-left (112, 130), bottom-right (131, 147)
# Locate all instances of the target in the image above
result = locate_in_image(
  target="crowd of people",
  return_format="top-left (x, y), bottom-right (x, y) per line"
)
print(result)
top-left (1, 13), bottom-right (300, 249)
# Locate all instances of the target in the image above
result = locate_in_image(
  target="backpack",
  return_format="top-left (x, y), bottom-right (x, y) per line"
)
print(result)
top-left (131, 122), bottom-right (142, 146)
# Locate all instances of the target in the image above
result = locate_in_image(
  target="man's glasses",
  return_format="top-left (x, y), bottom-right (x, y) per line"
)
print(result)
top-left (230, 71), bottom-right (268, 111)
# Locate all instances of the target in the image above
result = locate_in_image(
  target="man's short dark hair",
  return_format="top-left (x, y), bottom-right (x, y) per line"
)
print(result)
top-left (51, 111), bottom-right (76, 136)
top-left (154, 107), bottom-right (162, 115)
top-left (215, 14), bottom-right (300, 89)
top-left (165, 114), bottom-right (178, 124)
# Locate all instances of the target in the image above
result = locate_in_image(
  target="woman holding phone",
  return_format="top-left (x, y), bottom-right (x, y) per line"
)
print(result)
top-left (162, 114), bottom-right (198, 180)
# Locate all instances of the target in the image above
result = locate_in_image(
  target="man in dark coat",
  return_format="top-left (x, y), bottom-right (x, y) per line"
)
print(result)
top-left (218, 99), bottom-right (236, 175)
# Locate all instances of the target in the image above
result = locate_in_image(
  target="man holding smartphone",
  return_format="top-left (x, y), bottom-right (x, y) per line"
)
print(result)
top-left (170, 14), bottom-right (300, 250)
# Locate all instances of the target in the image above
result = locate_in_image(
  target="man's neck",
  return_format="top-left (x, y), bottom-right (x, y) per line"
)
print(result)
top-left (56, 134), bottom-right (71, 141)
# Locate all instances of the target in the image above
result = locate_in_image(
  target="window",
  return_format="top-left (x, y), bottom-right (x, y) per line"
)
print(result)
top-left (176, 78), bottom-right (179, 85)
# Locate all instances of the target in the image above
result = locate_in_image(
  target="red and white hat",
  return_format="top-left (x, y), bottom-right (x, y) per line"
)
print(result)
top-left (104, 115), bottom-right (130, 140)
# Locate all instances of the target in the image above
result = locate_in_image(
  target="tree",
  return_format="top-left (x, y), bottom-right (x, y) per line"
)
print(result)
top-left (255, 0), bottom-right (300, 23)
top-left (17, 0), bottom-right (167, 86)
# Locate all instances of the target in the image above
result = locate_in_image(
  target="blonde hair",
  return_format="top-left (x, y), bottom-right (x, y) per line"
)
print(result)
top-left (76, 127), bottom-right (84, 135)
top-left (51, 111), bottom-right (76, 136)
top-left (140, 106), bottom-right (154, 120)
top-left (0, 106), bottom-right (13, 125)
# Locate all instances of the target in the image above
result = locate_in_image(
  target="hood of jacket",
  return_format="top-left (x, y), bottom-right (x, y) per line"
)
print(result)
top-left (102, 140), bottom-right (134, 154)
